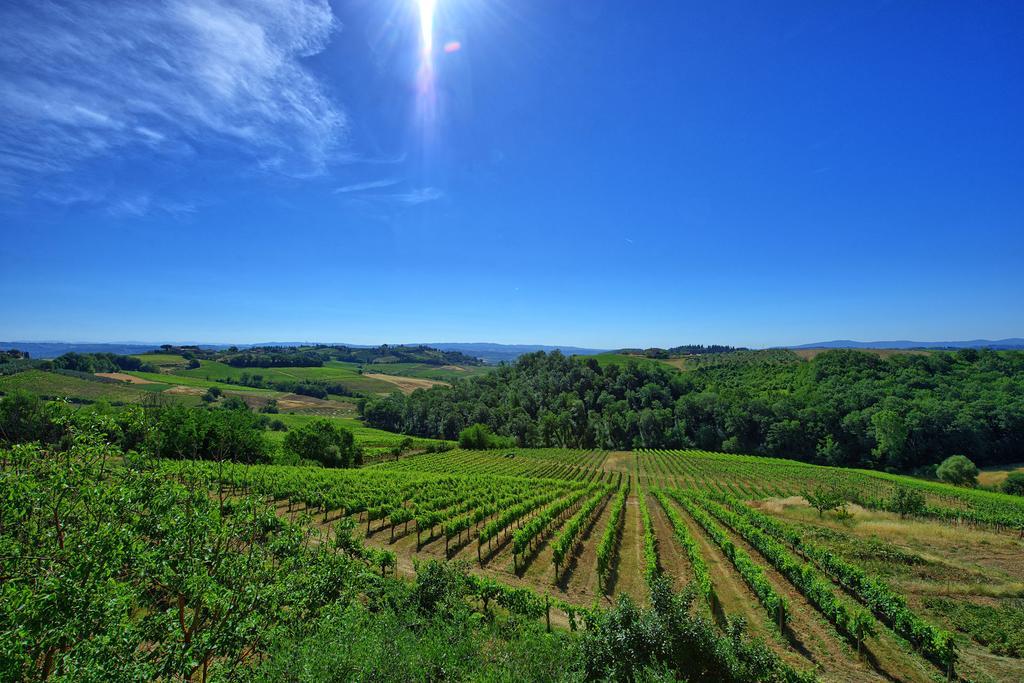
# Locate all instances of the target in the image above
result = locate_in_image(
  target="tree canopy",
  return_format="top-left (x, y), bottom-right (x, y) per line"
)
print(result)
top-left (935, 455), bottom-right (979, 487)
top-left (283, 418), bottom-right (362, 468)
top-left (362, 348), bottom-right (1024, 473)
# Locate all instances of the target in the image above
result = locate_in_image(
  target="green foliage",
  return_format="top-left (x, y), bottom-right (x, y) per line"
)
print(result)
top-left (282, 418), bottom-right (362, 468)
top-left (713, 492), bottom-right (958, 671)
top-left (596, 481), bottom-right (629, 591)
top-left (803, 482), bottom-right (845, 517)
top-left (688, 491), bottom-right (878, 650)
top-left (924, 597), bottom-right (1024, 658)
top-left (362, 348), bottom-right (1024, 472)
top-left (551, 486), bottom-right (610, 575)
top-left (652, 489), bottom-right (712, 600)
top-left (935, 454), bottom-right (979, 486)
top-left (577, 579), bottom-right (812, 683)
top-left (147, 404), bottom-right (270, 463)
top-left (889, 487), bottom-right (927, 518)
top-left (638, 482), bottom-right (660, 584)
top-left (457, 422), bottom-right (514, 449)
top-left (0, 436), bottom-right (361, 681)
top-left (1002, 471), bottom-right (1024, 496)
top-left (0, 390), bottom-right (51, 445)
top-left (669, 491), bottom-right (787, 627)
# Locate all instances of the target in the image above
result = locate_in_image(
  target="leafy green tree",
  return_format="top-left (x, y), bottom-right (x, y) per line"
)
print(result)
top-left (458, 423), bottom-right (513, 449)
top-left (220, 395), bottom-right (249, 411)
top-left (147, 405), bottom-right (270, 463)
top-left (1001, 471), bottom-right (1024, 496)
top-left (890, 487), bottom-right (927, 518)
top-left (283, 418), bottom-right (361, 468)
top-left (936, 455), bottom-right (979, 486)
top-left (0, 390), bottom-right (49, 444)
top-left (804, 483), bottom-right (845, 517)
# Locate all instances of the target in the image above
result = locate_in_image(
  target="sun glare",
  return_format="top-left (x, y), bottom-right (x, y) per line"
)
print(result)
top-left (417, 0), bottom-right (437, 57)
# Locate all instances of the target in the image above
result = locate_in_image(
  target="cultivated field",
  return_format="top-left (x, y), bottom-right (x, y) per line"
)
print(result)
top-left (179, 449), bottom-right (1024, 682)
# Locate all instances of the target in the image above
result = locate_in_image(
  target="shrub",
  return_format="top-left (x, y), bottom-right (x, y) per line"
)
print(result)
top-left (283, 418), bottom-right (362, 468)
top-left (0, 390), bottom-right (50, 445)
top-left (458, 423), bottom-right (514, 450)
top-left (890, 487), bottom-right (927, 518)
top-left (146, 405), bottom-right (270, 464)
top-left (804, 483), bottom-right (845, 517)
top-left (936, 455), bottom-right (979, 487)
top-left (1002, 472), bottom-right (1024, 496)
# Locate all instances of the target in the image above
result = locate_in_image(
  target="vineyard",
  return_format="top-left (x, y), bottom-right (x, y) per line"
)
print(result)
top-left (172, 447), bottom-right (1024, 682)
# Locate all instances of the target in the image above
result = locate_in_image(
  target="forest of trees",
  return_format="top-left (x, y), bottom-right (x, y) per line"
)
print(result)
top-left (616, 344), bottom-right (743, 358)
top-left (212, 344), bottom-right (484, 368)
top-left (363, 348), bottom-right (1024, 473)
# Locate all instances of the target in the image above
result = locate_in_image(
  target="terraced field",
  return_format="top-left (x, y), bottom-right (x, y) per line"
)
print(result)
top-left (178, 448), bottom-right (1024, 682)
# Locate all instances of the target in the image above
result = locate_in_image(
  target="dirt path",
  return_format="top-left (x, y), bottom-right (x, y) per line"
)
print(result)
top-left (95, 372), bottom-right (157, 384)
top-left (648, 492), bottom-right (693, 592)
top-left (668, 497), bottom-right (778, 642)
top-left (604, 494), bottom-right (648, 606)
top-left (601, 451), bottom-right (634, 474)
top-left (560, 494), bottom-right (614, 605)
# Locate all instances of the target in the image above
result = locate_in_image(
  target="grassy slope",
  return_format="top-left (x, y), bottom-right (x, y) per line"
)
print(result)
top-left (356, 362), bottom-right (494, 381)
top-left (130, 353), bottom-right (190, 367)
top-left (171, 360), bottom-right (398, 395)
top-left (265, 412), bottom-right (450, 455)
top-left (979, 463), bottom-right (1024, 489)
top-left (125, 370), bottom-right (281, 394)
top-left (584, 353), bottom-right (680, 372)
top-left (0, 370), bottom-right (201, 405)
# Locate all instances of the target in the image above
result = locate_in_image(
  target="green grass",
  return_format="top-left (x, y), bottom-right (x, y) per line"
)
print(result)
top-left (0, 370), bottom-right (200, 405)
top-left (583, 353), bottom-right (678, 372)
top-left (924, 597), bottom-right (1024, 658)
top-left (264, 412), bottom-right (450, 456)
top-left (358, 362), bottom-right (494, 382)
top-left (132, 353), bottom-right (189, 367)
top-left (125, 370), bottom-right (281, 394)
top-left (171, 360), bottom-right (398, 395)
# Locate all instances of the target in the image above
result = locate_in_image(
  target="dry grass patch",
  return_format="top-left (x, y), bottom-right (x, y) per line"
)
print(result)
top-left (95, 372), bottom-right (158, 384)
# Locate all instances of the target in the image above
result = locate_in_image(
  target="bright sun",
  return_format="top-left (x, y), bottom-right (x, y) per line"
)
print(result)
top-left (416, 0), bottom-right (437, 56)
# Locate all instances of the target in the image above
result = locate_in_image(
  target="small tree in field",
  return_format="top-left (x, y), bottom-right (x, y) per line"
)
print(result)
top-left (804, 483), bottom-right (845, 517)
top-left (936, 455), bottom-right (979, 487)
top-left (283, 418), bottom-right (361, 468)
top-left (890, 487), bottom-right (926, 518)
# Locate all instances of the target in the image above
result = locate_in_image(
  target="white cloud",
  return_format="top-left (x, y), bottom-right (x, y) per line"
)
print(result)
top-left (0, 0), bottom-right (345, 195)
top-left (393, 187), bottom-right (443, 205)
top-left (334, 178), bottom-right (400, 193)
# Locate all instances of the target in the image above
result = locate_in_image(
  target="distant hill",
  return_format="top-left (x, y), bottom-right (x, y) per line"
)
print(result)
top-left (788, 339), bottom-right (1024, 350)
top-left (417, 343), bottom-right (608, 364)
top-left (0, 340), bottom-right (609, 363)
top-left (0, 342), bottom-right (173, 359)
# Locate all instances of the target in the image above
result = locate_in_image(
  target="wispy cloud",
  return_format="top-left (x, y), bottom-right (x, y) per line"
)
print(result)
top-left (0, 0), bottom-right (345, 196)
top-left (335, 181), bottom-right (443, 207)
top-left (334, 178), bottom-right (401, 194)
top-left (392, 187), bottom-right (443, 205)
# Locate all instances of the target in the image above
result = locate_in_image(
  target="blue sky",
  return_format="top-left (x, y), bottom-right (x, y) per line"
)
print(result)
top-left (1, 0), bottom-right (1022, 349)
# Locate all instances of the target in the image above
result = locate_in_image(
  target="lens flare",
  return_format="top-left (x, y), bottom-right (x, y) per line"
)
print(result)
top-left (415, 0), bottom-right (438, 137)
top-left (417, 0), bottom-right (437, 57)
